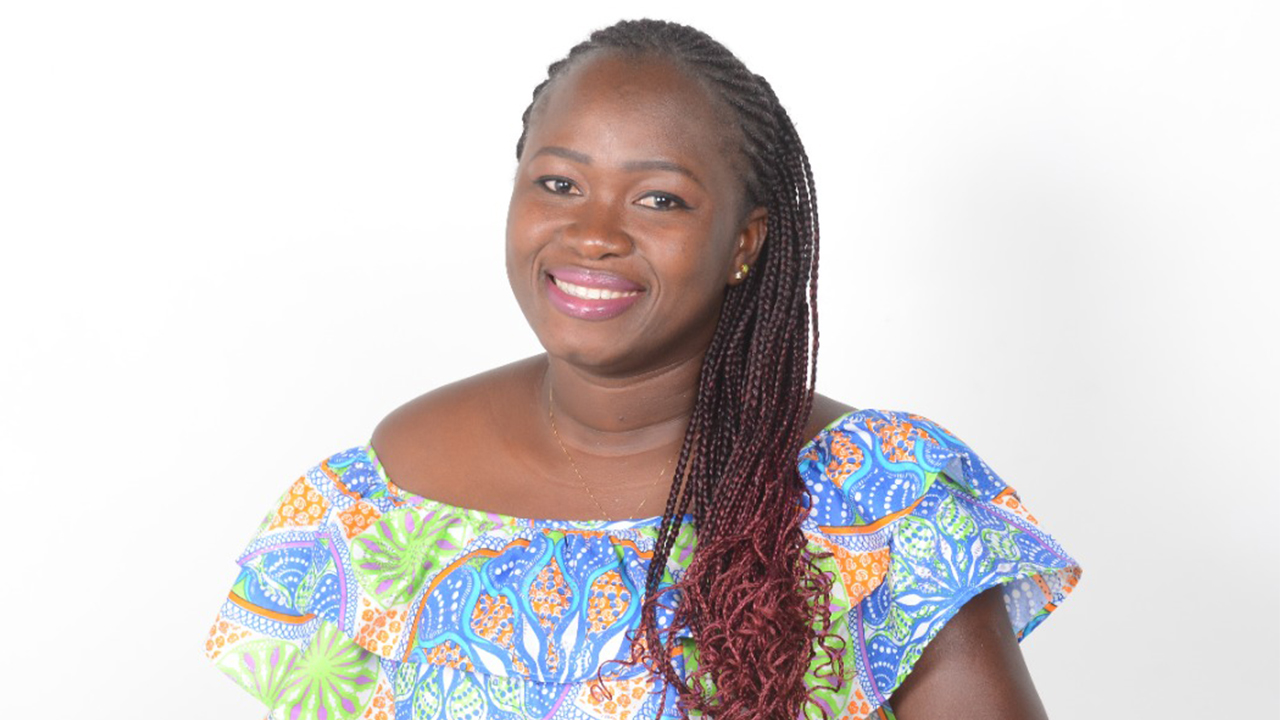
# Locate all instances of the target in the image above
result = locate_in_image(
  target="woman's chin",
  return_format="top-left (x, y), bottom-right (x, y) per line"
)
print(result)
top-left (539, 339), bottom-right (645, 375)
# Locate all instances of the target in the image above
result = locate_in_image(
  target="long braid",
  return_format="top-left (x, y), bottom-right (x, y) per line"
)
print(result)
top-left (517, 20), bottom-right (838, 719)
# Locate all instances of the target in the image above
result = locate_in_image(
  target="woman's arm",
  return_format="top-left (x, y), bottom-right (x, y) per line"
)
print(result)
top-left (888, 586), bottom-right (1049, 720)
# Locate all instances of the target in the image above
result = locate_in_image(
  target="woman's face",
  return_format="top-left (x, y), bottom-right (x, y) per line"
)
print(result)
top-left (506, 51), bottom-right (764, 376)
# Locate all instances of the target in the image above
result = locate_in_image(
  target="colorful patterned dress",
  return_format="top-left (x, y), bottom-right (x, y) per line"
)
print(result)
top-left (206, 409), bottom-right (1080, 720)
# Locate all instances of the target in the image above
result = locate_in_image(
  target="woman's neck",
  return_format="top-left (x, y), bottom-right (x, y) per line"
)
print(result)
top-left (538, 353), bottom-right (700, 458)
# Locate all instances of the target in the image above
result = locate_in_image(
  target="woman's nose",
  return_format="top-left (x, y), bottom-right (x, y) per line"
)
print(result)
top-left (562, 200), bottom-right (633, 259)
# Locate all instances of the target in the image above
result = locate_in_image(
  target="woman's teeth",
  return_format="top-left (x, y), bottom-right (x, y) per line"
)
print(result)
top-left (553, 277), bottom-right (640, 300)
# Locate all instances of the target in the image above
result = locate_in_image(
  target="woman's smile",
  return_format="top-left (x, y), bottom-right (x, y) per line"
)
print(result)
top-left (545, 266), bottom-right (644, 320)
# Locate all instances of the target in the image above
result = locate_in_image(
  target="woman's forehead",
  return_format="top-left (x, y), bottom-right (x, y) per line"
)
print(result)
top-left (525, 52), bottom-right (740, 165)
top-left (534, 51), bottom-right (728, 130)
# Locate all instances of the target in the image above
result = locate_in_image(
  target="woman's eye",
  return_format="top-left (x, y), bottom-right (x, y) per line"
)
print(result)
top-left (538, 177), bottom-right (580, 195)
top-left (636, 192), bottom-right (689, 211)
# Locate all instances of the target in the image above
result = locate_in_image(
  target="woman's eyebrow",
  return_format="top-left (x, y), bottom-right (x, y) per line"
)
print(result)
top-left (532, 146), bottom-right (704, 188)
top-left (622, 159), bottom-right (704, 188)
top-left (534, 145), bottom-right (592, 164)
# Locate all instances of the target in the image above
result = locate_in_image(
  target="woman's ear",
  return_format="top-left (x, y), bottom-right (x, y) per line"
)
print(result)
top-left (729, 206), bottom-right (768, 286)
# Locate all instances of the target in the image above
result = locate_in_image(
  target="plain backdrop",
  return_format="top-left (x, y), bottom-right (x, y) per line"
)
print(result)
top-left (2, 1), bottom-right (1277, 718)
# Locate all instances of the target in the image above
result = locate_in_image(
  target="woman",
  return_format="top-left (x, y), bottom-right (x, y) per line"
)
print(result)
top-left (205, 19), bottom-right (1079, 720)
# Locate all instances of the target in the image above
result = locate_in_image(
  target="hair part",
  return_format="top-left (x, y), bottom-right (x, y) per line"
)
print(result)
top-left (517, 19), bottom-right (838, 719)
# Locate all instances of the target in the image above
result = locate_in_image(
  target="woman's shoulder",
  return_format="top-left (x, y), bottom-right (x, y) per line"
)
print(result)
top-left (369, 356), bottom-right (545, 503)
top-left (371, 359), bottom-right (529, 451)
top-left (805, 392), bottom-right (859, 439)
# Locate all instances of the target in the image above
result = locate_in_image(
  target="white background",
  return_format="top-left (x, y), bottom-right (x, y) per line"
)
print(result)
top-left (2, 1), bottom-right (1276, 717)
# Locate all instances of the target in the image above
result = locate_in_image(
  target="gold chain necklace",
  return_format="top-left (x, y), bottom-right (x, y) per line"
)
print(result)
top-left (547, 384), bottom-right (673, 520)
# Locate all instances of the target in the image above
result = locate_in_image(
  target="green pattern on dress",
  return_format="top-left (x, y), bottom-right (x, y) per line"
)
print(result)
top-left (410, 666), bottom-right (444, 720)
top-left (351, 507), bottom-right (468, 608)
top-left (277, 622), bottom-right (379, 720)
top-left (893, 516), bottom-right (937, 562)
top-left (445, 672), bottom-right (487, 720)
top-left (216, 638), bottom-right (300, 707)
top-left (393, 661), bottom-right (418, 701)
top-left (935, 494), bottom-right (977, 543)
top-left (487, 674), bottom-right (525, 714)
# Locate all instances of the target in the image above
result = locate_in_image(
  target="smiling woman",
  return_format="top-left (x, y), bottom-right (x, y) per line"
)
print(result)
top-left (506, 50), bottom-right (763, 375)
top-left (204, 19), bottom-right (1079, 720)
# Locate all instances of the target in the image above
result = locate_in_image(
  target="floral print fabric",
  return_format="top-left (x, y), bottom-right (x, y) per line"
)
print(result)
top-left (206, 409), bottom-right (1080, 719)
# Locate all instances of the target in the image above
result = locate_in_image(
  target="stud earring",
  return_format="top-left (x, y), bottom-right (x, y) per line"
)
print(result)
top-left (733, 263), bottom-right (750, 281)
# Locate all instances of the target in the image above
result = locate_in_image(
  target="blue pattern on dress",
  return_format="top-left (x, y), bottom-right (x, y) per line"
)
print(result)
top-left (206, 409), bottom-right (1080, 719)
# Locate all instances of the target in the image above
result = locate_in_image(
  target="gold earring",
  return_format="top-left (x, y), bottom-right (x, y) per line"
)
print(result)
top-left (733, 263), bottom-right (750, 281)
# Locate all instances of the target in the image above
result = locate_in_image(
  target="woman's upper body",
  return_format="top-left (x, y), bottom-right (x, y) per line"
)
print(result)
top-left (206, 367), bottom-right (1079, 719)
top-left (205, 19), bottom-right (1080, 720)
top-left (365, 357), bottom-right (1074, 719)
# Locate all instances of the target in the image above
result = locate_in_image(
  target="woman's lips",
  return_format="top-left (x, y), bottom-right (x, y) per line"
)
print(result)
top-left (544, 268), bottom-right (644, 321)
top-left (547, 267), bottom-right (643, 292)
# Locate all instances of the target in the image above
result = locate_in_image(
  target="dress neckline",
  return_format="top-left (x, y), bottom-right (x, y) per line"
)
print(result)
top-left (365, 408), bottom-right (866, 530)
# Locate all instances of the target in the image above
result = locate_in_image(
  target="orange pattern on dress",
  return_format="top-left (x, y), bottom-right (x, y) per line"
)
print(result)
top-left (339, 501), bottom-right (382, 538)
top-left (226, 590), bottom-right (317, 623)
top-left (1062, 565), bottom-right (1083, 593)
top-left (354, 596), bottom-right (405, 657)
top-left (815, 539), bottom-right (891, 604)
top-left (845, 685), bottom-right (875, 719)
top-left (267, 476), bottom-right (330, 531)
top-left (825, 432), bottom-right (866, 489)
top-left (815, 494), bottom-right (928, 536)
top-left (359, 675), bottom-right (396, 720)
top-left (830, 432), bottom-right (866, 466)
top-left (400, 544), bottom-right (530, 663)
top-left (866, 417), bottom-right (937, 464)
top-left (321, 459), bottom-right (368, 502)
top-left (906, 412), bottom-right (952, 436)
top-left (1032, 573), bottom-right (1054, 600)
top-left (580, 674), bottom-right (652, 719)
top-left (423, 640), bottom-right (475, 671)
top-left (992, 487), bottom-right (1040, 525)
top-left (587, 570), bottom-right (632, 634)
top-left (471, 593), bottom-right (515, 647)
top-left (204, 618), bottom-right (251, 661)
top-left (530, 559), bottom-right (572, 628)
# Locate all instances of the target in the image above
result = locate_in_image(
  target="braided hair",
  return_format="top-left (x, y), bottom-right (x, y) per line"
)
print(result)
top-left (516, 20), bottom-right (839, 719)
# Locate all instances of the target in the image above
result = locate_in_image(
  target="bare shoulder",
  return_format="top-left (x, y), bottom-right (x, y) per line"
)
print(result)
top-left (370, 355), bottom-right (545, 497)
top-left (890, 586), bottom-right (1047, 719)
top-left (804, 392), bottom-right (859, 440)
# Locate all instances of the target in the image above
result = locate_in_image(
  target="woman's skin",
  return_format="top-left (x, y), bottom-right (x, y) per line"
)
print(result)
top-left (372, 50), bottom-right (1046, 719)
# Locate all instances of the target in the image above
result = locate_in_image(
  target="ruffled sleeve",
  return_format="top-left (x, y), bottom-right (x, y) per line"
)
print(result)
top-left (204, 447), bottom-right (409, 720)
top-left (798, 410), bottom-right (1081, 718)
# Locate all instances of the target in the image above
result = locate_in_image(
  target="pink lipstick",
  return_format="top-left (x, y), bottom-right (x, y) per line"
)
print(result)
top-left (545, 267), bottom-right (644, 321)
